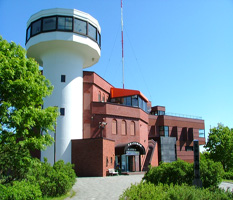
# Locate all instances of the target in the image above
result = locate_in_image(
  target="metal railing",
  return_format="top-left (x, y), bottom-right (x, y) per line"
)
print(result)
top-left (165, 112), bottom-right (202, 120)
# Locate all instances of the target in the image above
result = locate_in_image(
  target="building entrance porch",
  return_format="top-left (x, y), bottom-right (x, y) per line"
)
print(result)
top-left (115, 142), bottom-right (146, 173)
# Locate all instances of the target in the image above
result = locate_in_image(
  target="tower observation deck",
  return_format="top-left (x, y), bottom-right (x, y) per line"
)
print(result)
top-left (26, 8), bottom-right (101, 164)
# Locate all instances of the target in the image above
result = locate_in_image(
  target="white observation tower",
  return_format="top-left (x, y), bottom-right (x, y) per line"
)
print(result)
top-left (26, 8), bottom-right (101, 164)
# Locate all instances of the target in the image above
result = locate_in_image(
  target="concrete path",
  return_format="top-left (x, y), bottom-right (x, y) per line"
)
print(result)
top-left (65, 174), bottom-right (144, 200)
top-left (219, 182), bottom-right (233, 192)
top-left (66, 175), bottom-right (233, 200)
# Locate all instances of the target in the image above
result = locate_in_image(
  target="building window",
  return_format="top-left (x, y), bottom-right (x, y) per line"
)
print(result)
top-left (42, 17), bottom-right (56, 31)
top-left (112, 119), bottom-right (117, 135)
top-left (61, 75), bottom-right (66, 82)
top-left (31, 20), bottom-right (41, 36)
top-left (130, 121), bottom-right (135, 136)
top-left (88, 23), bottom-right (97, 40)
top-left (58, 17), bottom-right (72, 30)
top-left (60, 108), bottom-right (65, 116)
top-left (199, 129), bottom-right (205, 138)
top-left (185, 146), bottom-right (193, 151)
top-left (159, 126), bottom-right (169, 137)
top-left (98, 91), bottom-right (101, 102)
top-left (97, 32), bottom-right (101, 46)
top-left (74, 18), bottom-right (87, 35)
top-left (26, 26), bottom-right (31, 41)
top-left (106, 157), bottom-right (108, 167)
top-left (121, 120), bottom-right (126, 135)
top-left (132, 95), bottom-right (138, 107)
top-left (102, 93), bottom-right (105, 102)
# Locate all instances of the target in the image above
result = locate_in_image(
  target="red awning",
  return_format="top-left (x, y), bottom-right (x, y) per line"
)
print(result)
top-left (110, 88), bottom-right (148, 102)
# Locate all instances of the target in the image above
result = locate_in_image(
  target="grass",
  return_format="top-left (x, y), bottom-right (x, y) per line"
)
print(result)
top-left (43, 190), bottom-right (76, 200)
top-left (222, 179), bottom-right (233, 183)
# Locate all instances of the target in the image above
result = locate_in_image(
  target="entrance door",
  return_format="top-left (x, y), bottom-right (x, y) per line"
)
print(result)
top-left (128, 156), bottom-right (136, 172)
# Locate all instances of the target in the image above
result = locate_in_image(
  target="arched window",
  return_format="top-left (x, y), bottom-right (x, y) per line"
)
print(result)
top-left (98, 91), bottom-right (101, 102)
top-left (102, 93), bottom-right (105, 102)
top-left (121, 120), bottom-right (127, 135)
top-left (112, 119), bottom-right (117, 135)
top-left (130, 121), bottom-right (135, 136)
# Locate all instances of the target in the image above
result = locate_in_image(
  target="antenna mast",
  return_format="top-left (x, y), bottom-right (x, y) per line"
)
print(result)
top-left (121, 0), bottom-right (124, 89)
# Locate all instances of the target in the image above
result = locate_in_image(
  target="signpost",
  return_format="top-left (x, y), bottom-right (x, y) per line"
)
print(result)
top-left (193, 140), bottom-right (202, 187)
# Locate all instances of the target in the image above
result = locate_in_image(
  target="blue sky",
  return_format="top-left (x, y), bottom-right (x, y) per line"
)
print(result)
top-left (1, 0), bottom-right (233, 145)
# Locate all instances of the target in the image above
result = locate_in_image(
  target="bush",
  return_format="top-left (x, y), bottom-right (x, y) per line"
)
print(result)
top-left (27, 159), bottom-right (76, 197)
top-left (119, 182), bottom-right (233, 200)
top-left (200, 157), bottom-right (224, 188)
top-left (0, 180), bottom-right (42, 200)
top-left (223, 170), bottom-right (233, 180)
top-left (143, 160), bottom-right (193, 186)
top-left (144, 158), bottom-right (224, 188)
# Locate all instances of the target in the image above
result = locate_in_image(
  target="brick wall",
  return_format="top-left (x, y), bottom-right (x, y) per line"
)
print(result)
top-left (72, 138), bottom-right (115, 177)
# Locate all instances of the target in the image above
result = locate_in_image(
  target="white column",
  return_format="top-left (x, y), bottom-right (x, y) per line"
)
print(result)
top-left (41, 49), bottom-right (84, 164)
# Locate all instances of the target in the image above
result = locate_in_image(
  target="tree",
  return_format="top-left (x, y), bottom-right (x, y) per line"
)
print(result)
top-left (0, 36), bottom-right (59, 183)
top-left (204, 123), bottom-right (233, 171)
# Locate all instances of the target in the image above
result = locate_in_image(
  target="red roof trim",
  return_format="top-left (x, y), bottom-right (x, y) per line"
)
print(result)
top-left (110, 88), bottom-right (149, 102)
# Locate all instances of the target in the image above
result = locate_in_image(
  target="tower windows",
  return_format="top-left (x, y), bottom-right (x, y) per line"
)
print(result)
top-left (88, 23), bottom-right (97, 40)
top-left (74, 18), bottom-right (87, 35)
top-left (60, 108), bottom-right (65, 116)
top-left (58, 17), bottom-right (72, 31)
top-left (61, 75), bottom-right (66, 82)
top-left (26, 15), bottom-right (101, 47)
top-left (31, 20), bottom-right (41, 36)
top-left (42, 17), bottom-right (56, 31)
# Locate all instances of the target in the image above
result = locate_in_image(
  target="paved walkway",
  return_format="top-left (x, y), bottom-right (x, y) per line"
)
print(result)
top-left (65, 174), bottom-right (144, 200)
top-left (66, 175), bottom-right (233, 200)
top-left (219, 182), bottom-right (233, 192)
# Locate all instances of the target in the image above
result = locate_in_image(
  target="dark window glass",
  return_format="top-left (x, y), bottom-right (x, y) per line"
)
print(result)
top-left (138, 97), bottom-right (143, 110)
top-left (185, 146), bottom-right (193, 151)
top-left (31, 20), bottom-right (41, 36)
top-left (158, 111), bottom-right (165, 115)
top-left (88, 23), bottom-right (97, 40)
top-left (61, 75), bottom-right (66, 82)
top-left (26, 26), bottom-right (31, 41)
top-left (60, 108), bottom-right (65, 116)
top-left (58, 17), bottom-right (72, 30)
top-left (159, 126), bottom-right (164, 136)
top-left (199, 129), bottom-right (205, 138)
top-left (125, 96), bottom-right (131, 106)
top-left (159, 126), bottom-right (169, 137)
top-left (164, 126), bottom-right (169, 137)
top-left (143, 101), bottom-right (147, 112)
top-left (97, 32), bottom-right (101, 46)
top-left (74, 18), bottom-right (87, 34)
top-left (132, 95), bottom-right (138, 107)
top-left (43, 17), bottom-right (56, 31)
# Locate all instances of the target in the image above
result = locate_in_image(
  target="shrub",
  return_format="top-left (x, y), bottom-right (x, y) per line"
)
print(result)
top-left (200, 157), bottom-right (224, 188)
top-left (0, 180), bottom-right (42, 200)
top-left (143, 160), bottom-right (193, 186)
top-left (27, 159), bottom-right (76, 197)
top-left (144, 158), bottom-right (224, 188)
top-left (223, 170), bottom-right (233, 180)
top-left (119, 182), bottom-right (233, 200)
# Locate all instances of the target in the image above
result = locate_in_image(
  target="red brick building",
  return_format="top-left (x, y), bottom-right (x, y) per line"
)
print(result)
top-left (71, 71), bottom-right (205, 177)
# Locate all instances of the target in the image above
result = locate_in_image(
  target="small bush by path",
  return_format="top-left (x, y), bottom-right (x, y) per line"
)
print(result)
top-left (119, 182), bottom-right (233, 200)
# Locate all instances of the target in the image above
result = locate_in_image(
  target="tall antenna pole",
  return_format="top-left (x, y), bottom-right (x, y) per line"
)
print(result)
top-left (121, 0), bottom-right (124, 89)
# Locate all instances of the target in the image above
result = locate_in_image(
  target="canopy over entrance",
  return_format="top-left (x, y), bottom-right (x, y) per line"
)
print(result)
top-left (115, 142), bottom-right (146, 155)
